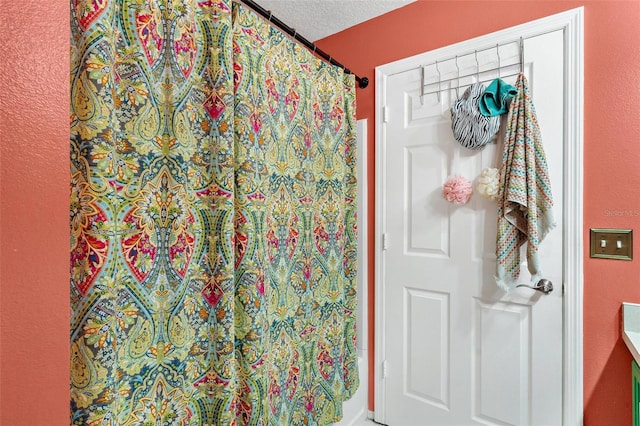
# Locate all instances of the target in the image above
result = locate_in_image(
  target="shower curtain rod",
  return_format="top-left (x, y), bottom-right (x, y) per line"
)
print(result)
top-left (238, 0), bottom-right (369, 89)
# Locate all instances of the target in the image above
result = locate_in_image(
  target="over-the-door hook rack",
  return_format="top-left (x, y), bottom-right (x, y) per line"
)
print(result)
top-left (418, 29), bottom-right (563, 98)
top-left (421, 41), bottom-right (523, 98)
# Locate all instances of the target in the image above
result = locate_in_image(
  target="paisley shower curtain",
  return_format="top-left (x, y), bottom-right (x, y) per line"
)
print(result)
top-left (70, 0), bottom-right (358, 424)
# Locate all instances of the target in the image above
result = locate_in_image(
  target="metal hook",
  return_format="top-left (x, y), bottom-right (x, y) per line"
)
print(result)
top-left (292, 28), bottom-right (297, 39)
top-left (519, 37), bottom-right (524, 74)
top-left (496, 44), bottom-right (501, 77)
top-left (474, 50), bottom-right (479, 80)
top-left (419, 66), bottom-right (425, 105)
top-left (313, 44), bottom-right (317, 55)
top-left (435, 60), bottom-right (441, 102)
top-left (267, 10), bottom-right (273, 23)
top-left (454, 55), bottom-right (460, 98)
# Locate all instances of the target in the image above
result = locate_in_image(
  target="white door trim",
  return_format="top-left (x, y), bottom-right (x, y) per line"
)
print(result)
top-left (356, 119), bottom-right (369, 359)
top-left (374, 8), bottom-right (584, 425)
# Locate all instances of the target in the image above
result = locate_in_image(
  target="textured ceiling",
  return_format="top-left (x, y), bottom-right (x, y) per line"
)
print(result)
top-left (253, 0), bottom-right (416, 42)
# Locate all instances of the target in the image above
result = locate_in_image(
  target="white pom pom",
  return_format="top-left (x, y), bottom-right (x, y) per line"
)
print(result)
top-left (477, 167), bottom-right (499, 200)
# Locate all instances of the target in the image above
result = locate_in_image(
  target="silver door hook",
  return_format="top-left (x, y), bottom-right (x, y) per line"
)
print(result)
top-left (454, 55), bottom-right (460, 98)
top-left (516, 278), bottom-right (553, 295)
top-left (419, 66), bottom-right (425, 105)
top-left (435, 60), bottom-right (441, 102)
top-left (474, 50), bottom-right (479, 80)
top-left (519, 37), bottom-right (524, 73)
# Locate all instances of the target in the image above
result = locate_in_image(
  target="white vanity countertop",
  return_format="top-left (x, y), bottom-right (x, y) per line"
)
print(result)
top-left (622, 303), bottom-right (640, 365)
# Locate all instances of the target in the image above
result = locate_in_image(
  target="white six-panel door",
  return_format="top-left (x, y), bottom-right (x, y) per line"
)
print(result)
top-left (378, 30), bottom-right (565, 426)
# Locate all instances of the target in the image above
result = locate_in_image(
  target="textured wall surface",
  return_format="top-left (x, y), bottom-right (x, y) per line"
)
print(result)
top-left (1, 1), bottom-right (639, 425)
top-left (0, 0), bottom-right (70, 424)
top-left (317, 1), bottom-right (640, 424)
top-left (256, 0), bottom-right (415, 42)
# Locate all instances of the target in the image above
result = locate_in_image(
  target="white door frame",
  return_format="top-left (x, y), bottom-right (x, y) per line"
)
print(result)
top-left (356, 119), bottom-right (369, 364)
top-left (374, 8), bottom-right (584, 425)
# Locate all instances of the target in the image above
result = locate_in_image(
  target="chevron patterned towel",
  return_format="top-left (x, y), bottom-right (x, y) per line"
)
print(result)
top-left (496, 73), bottom-right (555, 290)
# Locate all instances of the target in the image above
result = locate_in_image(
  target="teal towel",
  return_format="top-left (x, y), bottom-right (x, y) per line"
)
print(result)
top-left (479, 78), bottom-right (518, 116)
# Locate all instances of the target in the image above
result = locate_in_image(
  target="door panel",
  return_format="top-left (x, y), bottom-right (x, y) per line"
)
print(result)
top-left (405, 144), bottom-right (450, 257)
top-left (382, 30), bottom-right (564, 426)
top-left (405, 288), bottom-right (449, 409)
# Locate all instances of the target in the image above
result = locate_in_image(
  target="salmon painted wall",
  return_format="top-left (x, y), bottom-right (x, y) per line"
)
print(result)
top-left (0, 1), bottom-right (638, 424)
top-left (0, 0), bottom-right (70, 424)
top-left (317, 1), bottom-right (640, 424)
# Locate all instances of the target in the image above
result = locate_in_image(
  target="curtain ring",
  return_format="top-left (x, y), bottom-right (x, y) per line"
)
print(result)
top-left (267, 10), bottom-right (272, 23)
top-left (313, 44), bottom-right (317, 55)
top-left (292, 29), bottom-right (297, 39)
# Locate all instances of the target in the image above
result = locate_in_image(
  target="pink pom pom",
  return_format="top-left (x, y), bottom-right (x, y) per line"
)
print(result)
top-left (442, 175), bottom-right (473, 205)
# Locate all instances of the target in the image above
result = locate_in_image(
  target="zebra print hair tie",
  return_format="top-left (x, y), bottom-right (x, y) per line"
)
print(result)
top-left (450, 82), bottom-right (500, 150)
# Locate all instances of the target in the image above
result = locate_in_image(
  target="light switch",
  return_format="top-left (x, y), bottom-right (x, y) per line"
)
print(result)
top-left (590, 228), bottom-right (633, 260)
